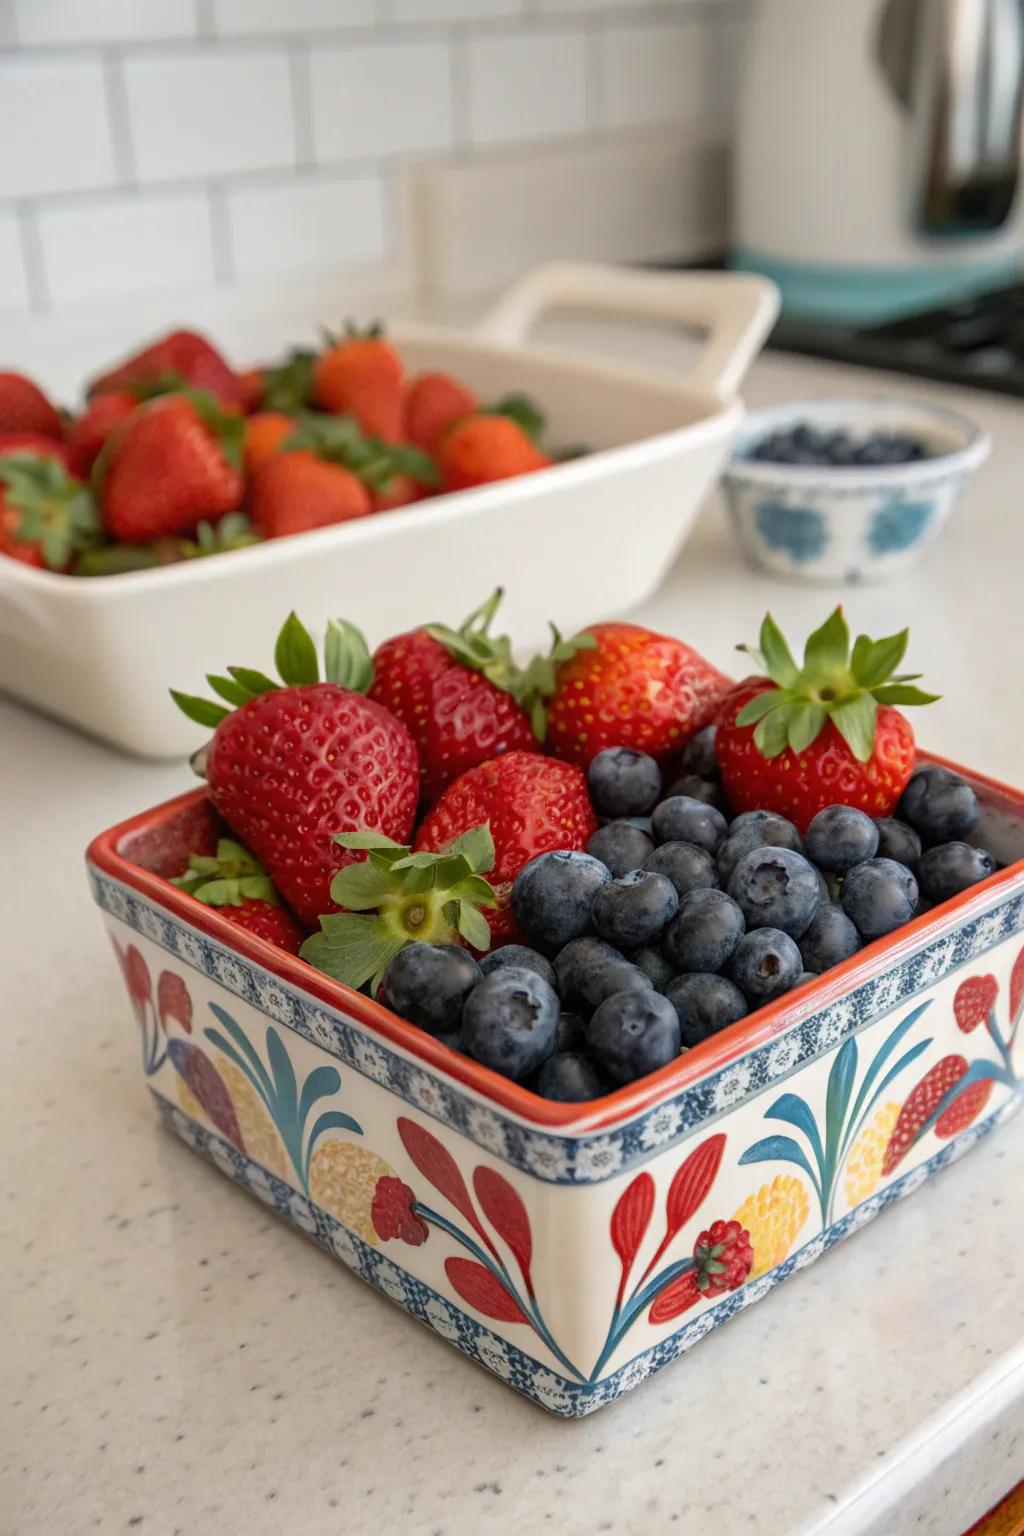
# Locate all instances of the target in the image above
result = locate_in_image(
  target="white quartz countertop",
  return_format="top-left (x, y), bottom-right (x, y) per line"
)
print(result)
top-left (2, 321), bottom-right (1023, 1536)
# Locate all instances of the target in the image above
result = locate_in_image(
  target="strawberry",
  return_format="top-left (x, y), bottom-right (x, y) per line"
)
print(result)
top-left (881, 1054), bottom-right (968, 1174)
top-left (953, 974), bottom-right (998, 1034)
top-left (368, 589), bottom-right (584, 802)
top-left (544, 621), bottom-right (733, 769)
top-left (691, 1218), bottom-right (754, 1296)
top-left (371, 472), bottom-right (421, 512)
top-left (171, 612), bottom-right (420, 929)
top-left (237, 366), bottom-right (266, 414)
top-left (715, 609), bottom-right (938, 833)
top-left (172, 837), bottom-right (305, 954)
top-left (242, 410), bottom-right (295, 474)
top-left (0, 372), bottom-right (63, 440)
top-left (437, 413), bottom-right (551, 492)
top-left (66, 390), bottom-right (138, 478)
top-left (934, 1079), bottom-right (994, 1139)
top-left (0, 441), bottom-right (100, 571)
top-left (75, 512), bottom-right (259, 577)
top-left (404, 371), bottom-right (478, 454)
top-left (98, 392), bottom-right (244, 543)
top-left (89, 328), bottom-right (242, 409)
top-left (312, 324), bottom-right (404, 443)
top-left (250, 451), bottom-right (372, 539)
top-left (414, 750), bottom-right (597, 942)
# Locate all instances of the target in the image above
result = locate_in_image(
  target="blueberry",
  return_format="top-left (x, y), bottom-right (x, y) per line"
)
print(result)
top-left (587, 747), bottom-right (662, 818)
top-left (727, 846), bottom-right (820, 938)
top-left (511, 850), bottom-right (610, 949)
top-left (717, 811), bottom-right (803, 886)
top-left (841, 858), bottom-right (919, 939)
top-left (554, 936), bottom-right (654, 1015)
top-left (480, 944), bottom-right (557, 991)
top-left (592, 868), bottom-right (679, 948)
top-left (620, 816), bottom-right (654, 834)
top-left (899, 768), bottom-right (980, 844)
top-left (919, 842), bottom-right (997, 902)
top-left (643, 840), bottom-right (719, 898)
top-left (462, 967), bottom-right (559, 1080)
top-left (556, 1010), bottom-right (586, 1051)
top-left (435, 1026), bottom-right (464, 1052)
top-left (628, 944), bottom-right (675, 992)
top-left (535, 1051), bottom-right (608, 1102)
top-left (874, 818), bottom-right (922, 871)
top-left (586, 989), bottom-right (682, 1085)
top-left (665, 972), bottom-right (747, 1048)
top-left (663, 888), bottom-right (746, 974)
top-left (795, 971), bottom-right (818, 987)
top-left (379, 943), bottom-right (482, 1035)
top-left (682, 725), bottom-right (719, 780)
top-left (798, 904), bottom-right (861, 973)
top-left (651, 795), bottom-right (728, 853)
top-left (805, 805), bottom-right (879, 873)
top-left (587, 821), bottom-right (656, 878)
top-left (665, 774), bottom-right (731, 814)
top-left (821, 869), bottom-right (845, 904)
top-left (727, 929), bottom-right (803, 1005)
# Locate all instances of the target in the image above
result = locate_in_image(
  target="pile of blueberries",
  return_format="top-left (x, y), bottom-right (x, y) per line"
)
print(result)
top-left (377, 734), bottom-right (999, 1104)
top-left (746, 422), bottom-right (930, 468)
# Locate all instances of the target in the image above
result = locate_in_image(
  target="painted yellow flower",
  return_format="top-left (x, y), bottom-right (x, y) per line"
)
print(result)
top-left (844, 1101), bottom-right (901, 1208)
top-left (309, 1142), bottom-right (393, 1245)
top-left (733, 1175), bottom-right (811, 1278)
top-left (217, 1059), bottom-right (288, 1179)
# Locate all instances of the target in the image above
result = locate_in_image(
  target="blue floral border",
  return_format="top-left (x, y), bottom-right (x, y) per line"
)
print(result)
top-left (90, 864), bottom-right (1024, 1185)
top-left (154, 1089), bottom-right (1022, 1416)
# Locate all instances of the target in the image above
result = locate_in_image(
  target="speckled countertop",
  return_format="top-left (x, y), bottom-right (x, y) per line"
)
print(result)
top-left (2, 323), bottom-right (1023, 1536)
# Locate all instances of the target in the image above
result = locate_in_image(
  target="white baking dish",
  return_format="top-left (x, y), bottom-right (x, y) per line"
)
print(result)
top-left (0, 262), bottom-right (777, 758)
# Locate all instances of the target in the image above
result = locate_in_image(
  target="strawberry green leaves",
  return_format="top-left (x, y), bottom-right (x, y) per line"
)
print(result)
top-left (299, 823), bottom-right (499, 991)
top-left (170, 610), bottom-right (377, 730)
top-left (736, 607), bottom-right (939, 763)
top-left (0, 453), bottom-right (102, 570)
top-left (283, 411), bottom-right (441, 492)
top-left (172, 838), bottom-right (279, 908)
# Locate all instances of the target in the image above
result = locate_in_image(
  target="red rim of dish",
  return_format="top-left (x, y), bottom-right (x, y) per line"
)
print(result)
top-left (86, 751), bottom-right (1024, 1133)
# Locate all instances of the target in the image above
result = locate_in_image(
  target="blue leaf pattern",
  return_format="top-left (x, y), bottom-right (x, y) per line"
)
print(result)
top-left (867, 495), bottom-right (934, 555)
top-left (754, 499), bottom-right (828, 563)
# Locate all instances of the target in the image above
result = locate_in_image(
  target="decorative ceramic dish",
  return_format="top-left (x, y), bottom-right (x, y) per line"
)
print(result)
top-left (87, 753), bottom-right (1024, 1416)
top-left (1, 262), bottom-right (776, 760)
top-left (722, 397), bottom-right (989, 583)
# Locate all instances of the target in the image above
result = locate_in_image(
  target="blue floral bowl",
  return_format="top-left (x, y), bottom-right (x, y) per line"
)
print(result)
top-left (722, 397), bottom-right (989, 582)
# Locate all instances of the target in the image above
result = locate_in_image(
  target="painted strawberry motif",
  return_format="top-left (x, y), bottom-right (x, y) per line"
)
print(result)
top-left (934, 1079), bottom-right (994, 1138)
top-left (953, 974), bottom-right (998, 1034)
top-left (372, 1176), bottom-right (429, 1246)
top-left (647, 1216), bottom-right (753, 1323)
top-left (882, 1054), bottom-right (968, 1175)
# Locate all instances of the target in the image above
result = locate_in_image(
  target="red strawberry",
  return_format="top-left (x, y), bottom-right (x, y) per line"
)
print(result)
top-left (90, 328), bottom-right (242, 409)
top-left (543, 621), bottom-right (733, 769)
top-left (404, 371), bottom-right (478, 454)
top-left (414, 750), bottom-right (597, 942)
top-left (312, 325), bottom-right (404, 442)
top-left (237, 366), bottom-right (266, 414)
top-left (935, 1079), bottom-right (994, 1138)
top-left (368, 590), bottom-right (566, 802)
top-left (691, 1218), bottom-right (754, 1296)
top-left (172, 613), bottom-right (419, 930)
top-left (98, 392), bottom-right (244, 543)
top-left (953, 974), bottom-right (998, 1034)
top-left (0, 372), bottom-right (63, 440)
top-left (171, 838), bottom-right (306, 954)
top-left (0, 441), bottom-right (99, 570)
top-left (715, 609), bottom-right (937, 833)
top-left (882, 1054), bottom-right (968, 1175)
top-left (242, 410), bottom-right (295, 474)
top-left (66, 390), bottom-right (138, 477)
top-left (371, 472), bottom-right (421, 512)
top-left (250, 450), bottom-right (372, 539)
top-left (437, 413), bottom-right (550, 491)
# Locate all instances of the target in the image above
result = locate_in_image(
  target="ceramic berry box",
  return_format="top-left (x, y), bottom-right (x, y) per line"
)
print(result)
top-left (87, 759), bottom-right (1024, 1417)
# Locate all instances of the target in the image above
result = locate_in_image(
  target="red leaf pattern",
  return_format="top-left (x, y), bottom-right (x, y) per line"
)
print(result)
top-left (397, 1117), bottom-right (499, 1259)
top-left (610, 1173), bottom-right (654, 1306)
top-left (648, 1271), bottom-right (701, 1325)
top-left (445, 1258), bottom-right (528, 1324)
top-left (157, 971), bottom-right (192, 1034)
top-left (1011, 945), bottom-right (1024, 1027)
top-left (473, 1168), bottom-right (533, 1290)
top-left (113, 938), bottom-right (152, 1019)
top-left (665, 1133), bottom-right (726, 1237)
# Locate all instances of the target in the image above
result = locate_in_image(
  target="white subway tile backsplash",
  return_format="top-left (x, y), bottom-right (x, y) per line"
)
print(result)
top-left (0, 55), bottom-right (115, 199)
top-left (603, 19), bottom-right (712, 131)
top-left (14, 0), bottom-right (198, 46)
top-left (226, 171), bottom-right (387, 280)
top-left (37, 190), bottom-right (215, 305)
top-left (123, 48), bottom-right (296, 183)
top-left (390, 0), bottom-right (521, 19)
top-left (212, 0), bottom-right (375, 35)
top-left (466, 29), bottom-right (588, 147)
top-left (309, 40), bottom-right (453, 162)
top-left (0, 209), bottom-right (31, 315)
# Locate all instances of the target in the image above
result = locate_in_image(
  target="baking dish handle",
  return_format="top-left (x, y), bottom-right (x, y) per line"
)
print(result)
top-left (475, 261), bottom-right (780, 402)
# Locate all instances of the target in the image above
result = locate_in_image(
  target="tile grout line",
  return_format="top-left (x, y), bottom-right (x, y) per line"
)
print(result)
top-left (16, 200), bottom-right (50, 315)
top-left (102, 47), bottom-right (137, 188)
top-left (207, 180), bottom-right (234, 287)
top-left (288, 39), bottom-right (316, 169)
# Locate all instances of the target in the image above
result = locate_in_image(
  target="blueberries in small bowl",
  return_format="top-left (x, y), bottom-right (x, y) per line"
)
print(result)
top-left (587, 747), bottom-right (662, 819)
top-left (511, 850), bottom-right (610, 948)
top-left (805, 805), bottom-right (879, 873)
top-left (587, 820), bottom-right (656, 879)
top-left (899, 766), bottom-right (980, 844)
top-left (462, 967), bottom-right (560, 1080)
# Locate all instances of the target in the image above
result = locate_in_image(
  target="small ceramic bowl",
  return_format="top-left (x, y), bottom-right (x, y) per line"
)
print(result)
top-left (722, 396), bottom-right (990, 582)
